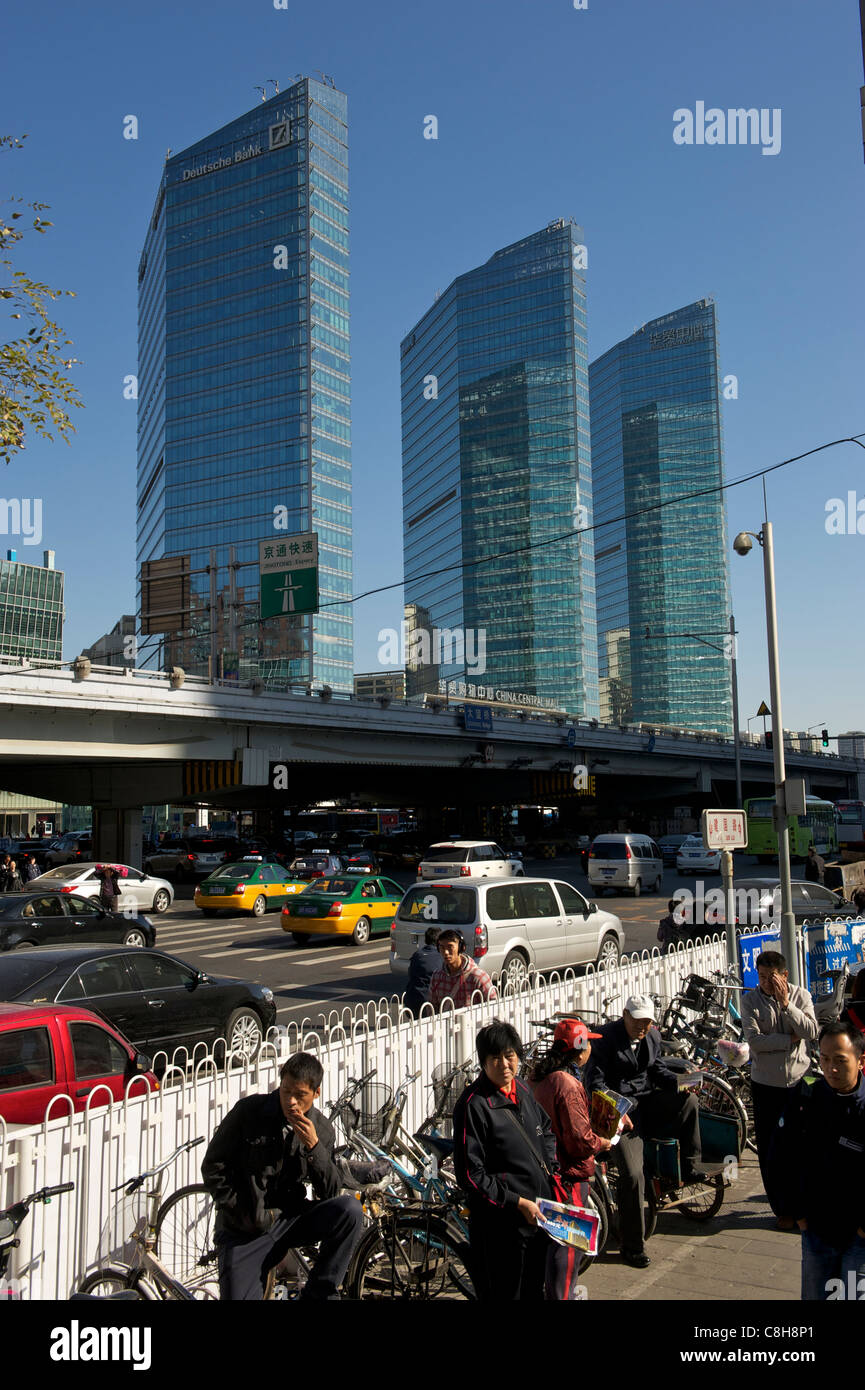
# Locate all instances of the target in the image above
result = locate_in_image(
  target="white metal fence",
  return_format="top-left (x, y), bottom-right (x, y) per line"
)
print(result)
top-left (0, 935), bottom-right (730, 1298)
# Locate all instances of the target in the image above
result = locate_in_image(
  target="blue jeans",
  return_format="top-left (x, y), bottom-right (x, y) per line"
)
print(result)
top-left (801, 1229), bottom-right (865, 1301)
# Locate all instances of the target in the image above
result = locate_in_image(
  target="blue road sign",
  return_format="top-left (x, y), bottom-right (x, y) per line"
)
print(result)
top-left (463, 703), bottom-right (493, 734)
top-left (567, 727), bottom-right (577, 748)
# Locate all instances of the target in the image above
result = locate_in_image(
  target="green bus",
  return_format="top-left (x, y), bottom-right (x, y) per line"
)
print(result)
top-left (744, 796), bottom-right (839, 863)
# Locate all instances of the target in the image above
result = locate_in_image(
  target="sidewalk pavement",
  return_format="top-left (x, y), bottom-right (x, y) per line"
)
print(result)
top-left (581, 1149), bottom-right (802, 1302)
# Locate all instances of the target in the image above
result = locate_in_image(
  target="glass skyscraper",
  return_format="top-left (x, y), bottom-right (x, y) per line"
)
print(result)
top-left (589, 298), bottom-right (732, 735)
top-left (0, 550), bottom-right (63, 663)
top-left (136, 79), bottom-right (352, 688)
top-left (400, 221), bottom-right (598, 715)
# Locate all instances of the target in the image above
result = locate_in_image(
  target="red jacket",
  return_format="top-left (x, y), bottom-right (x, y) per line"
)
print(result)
top-left (532, 1069), bottom-right (604, 1181)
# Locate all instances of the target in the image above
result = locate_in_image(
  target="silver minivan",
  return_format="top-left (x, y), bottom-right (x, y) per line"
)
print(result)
top-left (587, 834), bottom-right (663, 897)
top-left (389, 876), bottom-right (624, 988)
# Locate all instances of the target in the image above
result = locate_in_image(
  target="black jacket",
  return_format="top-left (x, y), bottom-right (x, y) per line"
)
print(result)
top-left (201, 1091), bottom-right (342, 1239)
top-left (767, 1074), bottom-right (865, 1248)
top-left (453, 1072), bottom-right (555, 1220)
top-left (405, 944), bottom-right (441, 1009)
top-left (582, 1019), bottom-right (679, 1120)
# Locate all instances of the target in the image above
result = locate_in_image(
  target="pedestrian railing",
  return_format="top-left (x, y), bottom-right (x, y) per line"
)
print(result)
top-left (1, 933), bottom-right (733, 1298)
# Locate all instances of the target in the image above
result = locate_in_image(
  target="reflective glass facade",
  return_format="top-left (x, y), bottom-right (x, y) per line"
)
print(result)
top-left (136, 80), bottom-right (352, 687)
top-left (0, 556), bottom-right (64, 661)
top-left (589, 299), bottom-right (732, 735)
top-left (400, 222), bottom-right (598, 715)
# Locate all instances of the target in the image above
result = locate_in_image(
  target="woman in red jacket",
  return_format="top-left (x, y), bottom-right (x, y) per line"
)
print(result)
top-left (531, 1018), bottom-right (617, 1298)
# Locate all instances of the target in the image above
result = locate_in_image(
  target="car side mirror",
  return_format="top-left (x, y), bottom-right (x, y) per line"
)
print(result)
top-left (195, 970), bottom-right (209, 985)
top-left (129, 1050), bottom-right (152, 1075)
top-left (588, 902), bottom-right (598, 914)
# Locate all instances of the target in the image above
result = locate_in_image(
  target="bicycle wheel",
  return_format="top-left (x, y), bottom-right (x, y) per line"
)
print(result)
top-left (347, 1210), bottom-right (475, 1300)
top-left (697, 1073), bottom-right (747, 1156)
top-left (677, 1174), bottom-right (724, 1222)
top-left (76, 1265), bottom-right (151, 1299)
top-left (154, 1183), bottom-right (219, 1298)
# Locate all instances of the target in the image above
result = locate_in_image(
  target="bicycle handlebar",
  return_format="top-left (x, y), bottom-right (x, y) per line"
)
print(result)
top-left (111, 1135), bottom-right (206, 1193)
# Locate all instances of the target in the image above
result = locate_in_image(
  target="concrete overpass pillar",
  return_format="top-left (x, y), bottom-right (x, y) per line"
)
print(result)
top-left (93, 809), bottom-right (143, 869)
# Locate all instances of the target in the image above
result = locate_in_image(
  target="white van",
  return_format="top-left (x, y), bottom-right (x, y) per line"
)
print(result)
top-left (587, 834), bottom-right (663, 897)
top-left (389, 876), bottom-right (624, 987)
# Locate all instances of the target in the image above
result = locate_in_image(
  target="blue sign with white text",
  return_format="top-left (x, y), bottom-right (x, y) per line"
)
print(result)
top-left (803, 918), bottom-right (865, 999)
top-left (738, 929), bottom-right (781, 988)
top-left (463, 703), bottom-right (493, 734)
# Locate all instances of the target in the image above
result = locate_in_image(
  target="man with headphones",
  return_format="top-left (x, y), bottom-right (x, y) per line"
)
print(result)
top-left (428, 929), bottom-right (497, 1008)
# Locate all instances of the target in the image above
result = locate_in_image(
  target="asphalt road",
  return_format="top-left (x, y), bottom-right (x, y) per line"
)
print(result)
top-left (149, 857), bottom-right (760, 1031)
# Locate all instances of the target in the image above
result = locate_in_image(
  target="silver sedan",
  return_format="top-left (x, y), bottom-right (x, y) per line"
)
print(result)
top-left (27, 863), bottom-right (174, 914)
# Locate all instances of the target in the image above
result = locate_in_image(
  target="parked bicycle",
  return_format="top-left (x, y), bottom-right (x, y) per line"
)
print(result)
top-left (76, 1137), bottom-right (215, 1300)
top-left (0, 1182), bottom-right (74, 1296)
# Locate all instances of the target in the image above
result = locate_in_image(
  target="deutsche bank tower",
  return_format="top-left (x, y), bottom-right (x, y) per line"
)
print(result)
top-left (136, 79), bottom-right (352, 688)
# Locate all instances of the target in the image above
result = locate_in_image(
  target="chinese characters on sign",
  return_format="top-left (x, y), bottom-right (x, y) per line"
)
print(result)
top-left (701, 809), bottom-right (748, 849)
top-left (259, 533), bottom-right (319, 619)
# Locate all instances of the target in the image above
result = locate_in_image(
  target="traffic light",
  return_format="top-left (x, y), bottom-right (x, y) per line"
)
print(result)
top-left (764, 731), bottom-right (773, 750)
top-left (821, 729), bottom-right (829, 748)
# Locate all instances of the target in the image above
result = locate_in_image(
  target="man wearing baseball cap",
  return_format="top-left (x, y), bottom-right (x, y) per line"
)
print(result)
top-left (582, 995), bottom-right (705, 1269)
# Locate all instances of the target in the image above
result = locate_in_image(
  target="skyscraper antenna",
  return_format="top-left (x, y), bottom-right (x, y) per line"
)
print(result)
top-left (254, 85), bottom-right (266, 102)
top-left (268, 79), bottom-right (279, 94)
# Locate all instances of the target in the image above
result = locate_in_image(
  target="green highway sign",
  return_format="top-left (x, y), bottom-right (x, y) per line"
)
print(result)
top-left (259, 533), bottom-right (319, 619)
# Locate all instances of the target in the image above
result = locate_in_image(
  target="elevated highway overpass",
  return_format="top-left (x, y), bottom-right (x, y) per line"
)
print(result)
top-left (1, 662), bottom-right (861, 863)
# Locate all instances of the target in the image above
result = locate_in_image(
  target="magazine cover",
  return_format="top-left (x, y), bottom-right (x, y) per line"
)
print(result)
top-left (536, 1200), bottom-right (600, 1255)
top-left (590, 1086), bottom-right (633, 1140)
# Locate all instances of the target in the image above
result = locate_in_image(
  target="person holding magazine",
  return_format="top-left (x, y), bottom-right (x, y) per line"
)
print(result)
top-left (582, 994), bottom-right (705, 1269)
top-left (531, 1017), bottom-right (625, 1298)
top-left (453, 1020), bottom-right (556, 1300)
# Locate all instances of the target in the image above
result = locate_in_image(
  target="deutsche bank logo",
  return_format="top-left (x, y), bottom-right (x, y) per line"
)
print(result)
top-left (269, 121), bottom-right (291, 150)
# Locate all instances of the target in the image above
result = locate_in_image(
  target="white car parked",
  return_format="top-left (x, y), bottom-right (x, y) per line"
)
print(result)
top-left (676, 836), bottom-right (722, 875)
top-left (27, 863), bottom-right (175, 914)
top-left (417, 841), bottom-right (525, 881)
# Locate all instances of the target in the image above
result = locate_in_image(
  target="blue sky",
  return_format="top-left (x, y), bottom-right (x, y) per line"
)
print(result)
top-left (3, 0), bottom-right (863, 735)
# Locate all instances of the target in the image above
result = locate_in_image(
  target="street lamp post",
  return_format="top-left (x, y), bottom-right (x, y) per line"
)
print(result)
top-left (733, 523), bottom-right (799, 985)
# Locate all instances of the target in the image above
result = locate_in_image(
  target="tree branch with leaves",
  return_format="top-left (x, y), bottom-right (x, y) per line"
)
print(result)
top-left (0, 134), bottom-right (83, 465)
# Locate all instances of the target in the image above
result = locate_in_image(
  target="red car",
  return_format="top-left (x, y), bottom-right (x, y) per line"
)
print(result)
top-left (0, 1002), bottom-right (157, 1126)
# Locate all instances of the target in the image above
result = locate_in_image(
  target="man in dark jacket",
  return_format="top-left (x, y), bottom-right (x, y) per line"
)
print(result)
top-left (768, 1021), bottom-right (865, 1301)
top-left (201, 1052), bottom-right (363, 1299)
top-left (454, 1020), bottom-right (556, 1301)
top-left (404, 926), bottom-right (441, 1015)
top-left (582, 995), bottom-right (704, 1269)
top-left (804, 845), bottom-right (826, 884)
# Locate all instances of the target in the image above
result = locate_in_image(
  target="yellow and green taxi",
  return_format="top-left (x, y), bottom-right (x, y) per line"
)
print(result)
top-left (195, 859), bottom-right (309, 917)
top-left (281, 874), bottom-right (405, 946)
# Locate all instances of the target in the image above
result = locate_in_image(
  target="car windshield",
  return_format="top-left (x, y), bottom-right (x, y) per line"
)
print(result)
top-left (189, 840), bottom-right (230, 853)
top-left (0, 957), bottom-right (60, 996)
top-left (422, 848), bottom-right (470, 863)
top-left (292, 858), bottom-right (328, 870)
top-left (308, 877), bottom-right (354, 895)
top-left (397, 885), bottom-right (476, 925)
top-left (32, 866), bottom-right (82, 881)
top-left (209, 864), bottom-right (255, 881)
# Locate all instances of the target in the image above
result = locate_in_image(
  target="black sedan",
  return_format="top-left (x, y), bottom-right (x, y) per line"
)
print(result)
top-left (0, 945), bottom-right (276, 1064)
top-left (0, 893), bottom-right (156, 951)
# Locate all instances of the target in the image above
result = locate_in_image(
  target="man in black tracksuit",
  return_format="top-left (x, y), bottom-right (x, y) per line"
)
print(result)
top-left (454, 1021), bottom-right (556, 1301)
top-left (201, 1052), bottom-right (362, 1299)
top-left (582, 995), bottom-right (703, 1269)
top-left (768, 1021), bottom-right (865, 1301)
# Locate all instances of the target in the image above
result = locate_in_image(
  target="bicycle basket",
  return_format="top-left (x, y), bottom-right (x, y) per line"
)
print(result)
top-left (680, 975), bottom-right (718, 1013)
top-left (332, 1082), bottom-right (394, 1145)
top-left (431, 1063), bottom-right (473, 1120)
